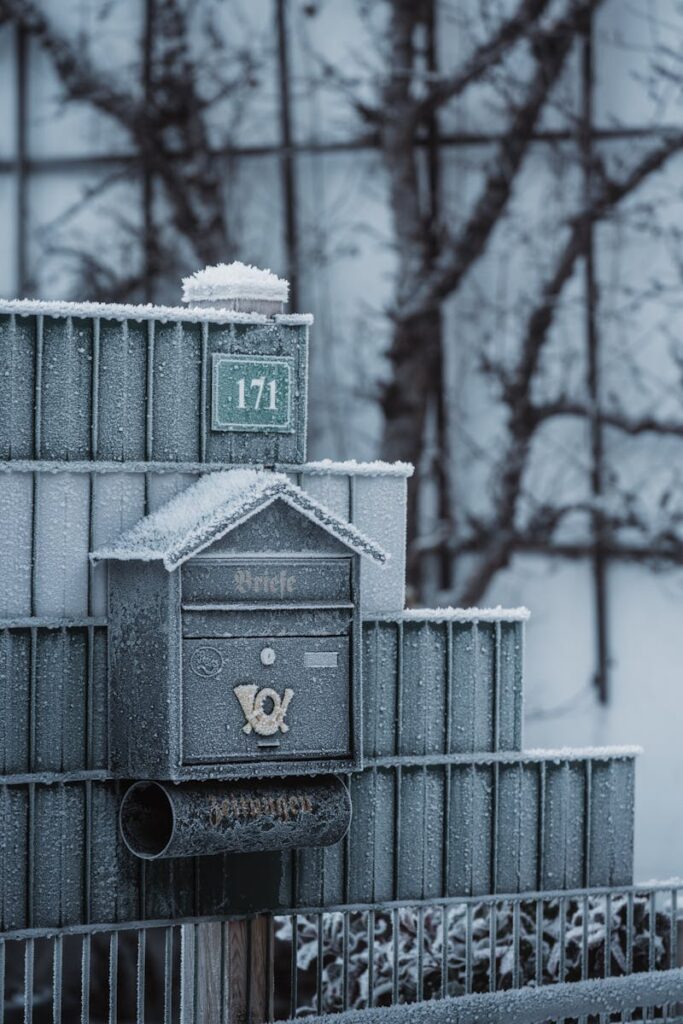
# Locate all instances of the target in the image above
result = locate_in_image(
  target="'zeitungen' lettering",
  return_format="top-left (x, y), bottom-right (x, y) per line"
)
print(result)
top-left (208, 793), bottom-right (314, 827)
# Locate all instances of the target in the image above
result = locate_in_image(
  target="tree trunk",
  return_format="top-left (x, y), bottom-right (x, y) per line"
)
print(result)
top-left (381, 308), bottom-right (442, 592)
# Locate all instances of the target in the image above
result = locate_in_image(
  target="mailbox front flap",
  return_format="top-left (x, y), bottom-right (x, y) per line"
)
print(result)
top-left (183, 636), bottom-right (351, 764)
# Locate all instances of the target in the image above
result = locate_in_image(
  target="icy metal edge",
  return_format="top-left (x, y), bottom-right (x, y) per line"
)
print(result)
top-left (278, 968), bottom-right (683, 1024)
top-left (0, 298), bottom-right (313, 325)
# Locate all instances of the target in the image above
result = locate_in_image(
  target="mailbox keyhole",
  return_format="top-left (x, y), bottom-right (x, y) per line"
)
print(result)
top-left (260, 646), bottom-right (276, 667)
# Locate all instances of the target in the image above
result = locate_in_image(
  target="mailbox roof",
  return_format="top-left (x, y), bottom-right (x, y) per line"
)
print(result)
top-left (91, 469), bottom-right (389, 570)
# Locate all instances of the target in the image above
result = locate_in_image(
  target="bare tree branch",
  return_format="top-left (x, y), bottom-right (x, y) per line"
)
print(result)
top-left (454, 129), bottom-right (683, 605)
top-left (534, 399), bottom-right (683, 438)
top-left (506, 128), bottom-right (683, 409)
top-left (0, 0), bottom-right (139, 122)
top-left (396, 0), bottom-right (601, 324)
top-left (0, 0), bottom-right (237, 269)
top-left (379, 0), bottom-right (598, 510)
top-left (414, 0), bottom-right (554, 120)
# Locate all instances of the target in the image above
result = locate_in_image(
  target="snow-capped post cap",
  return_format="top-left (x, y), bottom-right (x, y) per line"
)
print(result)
top-left (181, 261), bottom-right (289, 315)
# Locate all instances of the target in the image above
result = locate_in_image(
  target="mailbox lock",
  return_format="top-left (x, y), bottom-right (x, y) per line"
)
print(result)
top-left (260, 646), bottom-right (276, 667)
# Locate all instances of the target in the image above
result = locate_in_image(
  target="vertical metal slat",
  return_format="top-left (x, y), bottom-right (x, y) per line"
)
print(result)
top-left (465, 902), bottom-right (473, 995)
top-left (24, 937), bottom-right (34, 1024)
top-left (416, 905), bottom-right (424, 1003)
top-left (342, 911), bottom-right (350, 1013)
top-left (512, 900), bottom-right (520, 990)
top-left (441, 904), bottom-right (448, 1000)
top-left (289, 914), bottom-right (298, 1019)
top-left (581, 893), bottom-right (589, 982)
top-left (90, 318), bottom-right (100, 458)
top-left (604, 892), bottom-right (612, 978)
top-left (559, 896), bottom-right (566, 983)
top-left (315, 914), bottom-right (323, 1016)
top-left (488, 902), bottom-right (496, 993)
top-left (368, 909), bottom-right (375, 1007)
top-left (164, 927), bottom-right (174, 1024)
top-left (136, 927), bottom-right (146, 1024)
top-left (670, 887), bottom-right (678, 969)
top-left (52, 935), bottom-right (63, 1024)
top-left (391, 907), bottom-right (399, 1007)
top-left (33, 316), bottom-right (44, 459)
top-left (108, 931), bottom-right (118, 1024)
top-left (200, 322), bottom-right (208, 462)
top-left (538, 763), bottom-right (546, 889)
top-left (584, 759), bottom-right (593, 887)
top-left (0, 940), bottom-right (4, 1024)
top-left (145, 321), bottom-right (155, 462)
top-left (493, 620), bottom-right (502, 751)
top-left (80, 934), bottom-right (90, 1024)
top-left (27, 783), bottom-right (35, 930)
top-left (220, 922), bottom-right (228, 1024)
top-left (535, 898), bottom-right (543, 987)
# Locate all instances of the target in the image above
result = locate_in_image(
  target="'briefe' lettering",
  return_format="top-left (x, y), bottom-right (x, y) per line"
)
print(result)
top-left (233, 568), bottom-right (296, 598)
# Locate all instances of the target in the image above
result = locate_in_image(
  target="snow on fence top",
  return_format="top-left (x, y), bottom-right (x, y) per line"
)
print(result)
top-left (91, 468), bottom-right (389, 570)
top-left (523, 745), bottom-right (642, 762)
top-left (303, 459), bottom-right (415, 478)
top-left (375, 606), bottom-right (531, 623)
top-left (370, 745), bottom-right (642, 767)
top-left (0, 297), bottom-right (312, 326)
top-left (182, 261), bottom-right (289, 304)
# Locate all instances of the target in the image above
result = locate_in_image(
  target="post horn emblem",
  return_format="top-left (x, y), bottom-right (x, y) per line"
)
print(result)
top-left (233, 684), bottom-right (294, 736)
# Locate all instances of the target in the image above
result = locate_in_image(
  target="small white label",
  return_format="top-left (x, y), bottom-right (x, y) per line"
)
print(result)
top-left (304, 652), bottom-right (338, 669)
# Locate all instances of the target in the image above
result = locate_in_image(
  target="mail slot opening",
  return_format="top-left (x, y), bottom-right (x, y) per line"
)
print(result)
top-left (120, 782), bottom-right (175, 859)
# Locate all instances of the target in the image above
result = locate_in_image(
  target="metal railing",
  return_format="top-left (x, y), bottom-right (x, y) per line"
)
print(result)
top-left (274, 883), bottom-right (683, 1019)
top-left (1, 881), bottom-right (681, 1022)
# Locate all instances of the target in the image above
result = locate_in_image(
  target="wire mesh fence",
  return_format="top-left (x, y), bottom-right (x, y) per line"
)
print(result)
top-left (0, 882), bottom-right (681, 1022)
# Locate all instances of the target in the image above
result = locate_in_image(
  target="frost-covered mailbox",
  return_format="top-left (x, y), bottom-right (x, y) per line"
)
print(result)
top-left (94, 469), bottom-right (386, 785)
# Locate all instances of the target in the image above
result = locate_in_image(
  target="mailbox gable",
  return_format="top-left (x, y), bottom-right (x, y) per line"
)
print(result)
top-left (93, 468), bottom-right (388, 570)
top-left (208, 499), bottom-right (352, 556)
top-left (94, 470), bottom-right (386, 781)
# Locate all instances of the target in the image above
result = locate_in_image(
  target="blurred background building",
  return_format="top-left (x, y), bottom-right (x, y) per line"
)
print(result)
top-left (0, 0), bottom-right (682, 880)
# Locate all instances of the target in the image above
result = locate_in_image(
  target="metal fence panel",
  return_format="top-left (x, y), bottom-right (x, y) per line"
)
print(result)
top-left (361, 619), bottom-right (524, 757)
top-left (0, 312), bottom-right (310, 466)
top-left (289, 754), bottom-right (635, 909)
top-left (0, 612), bottom-right (632, 928)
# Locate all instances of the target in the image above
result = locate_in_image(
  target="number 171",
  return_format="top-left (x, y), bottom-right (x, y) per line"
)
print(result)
top-left (237, 377), bottom-right (278, 411)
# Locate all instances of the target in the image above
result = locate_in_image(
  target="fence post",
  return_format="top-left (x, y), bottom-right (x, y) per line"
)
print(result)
top-left (180, 917), bottom-right (273, 1023)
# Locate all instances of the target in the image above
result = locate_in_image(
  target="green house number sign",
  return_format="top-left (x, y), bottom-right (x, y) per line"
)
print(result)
top-left (212, 354), bottom-right (294, 433)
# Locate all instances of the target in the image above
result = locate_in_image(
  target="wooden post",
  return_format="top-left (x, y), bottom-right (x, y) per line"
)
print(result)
top-left (180, 917), bottom-right (273, 1024)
